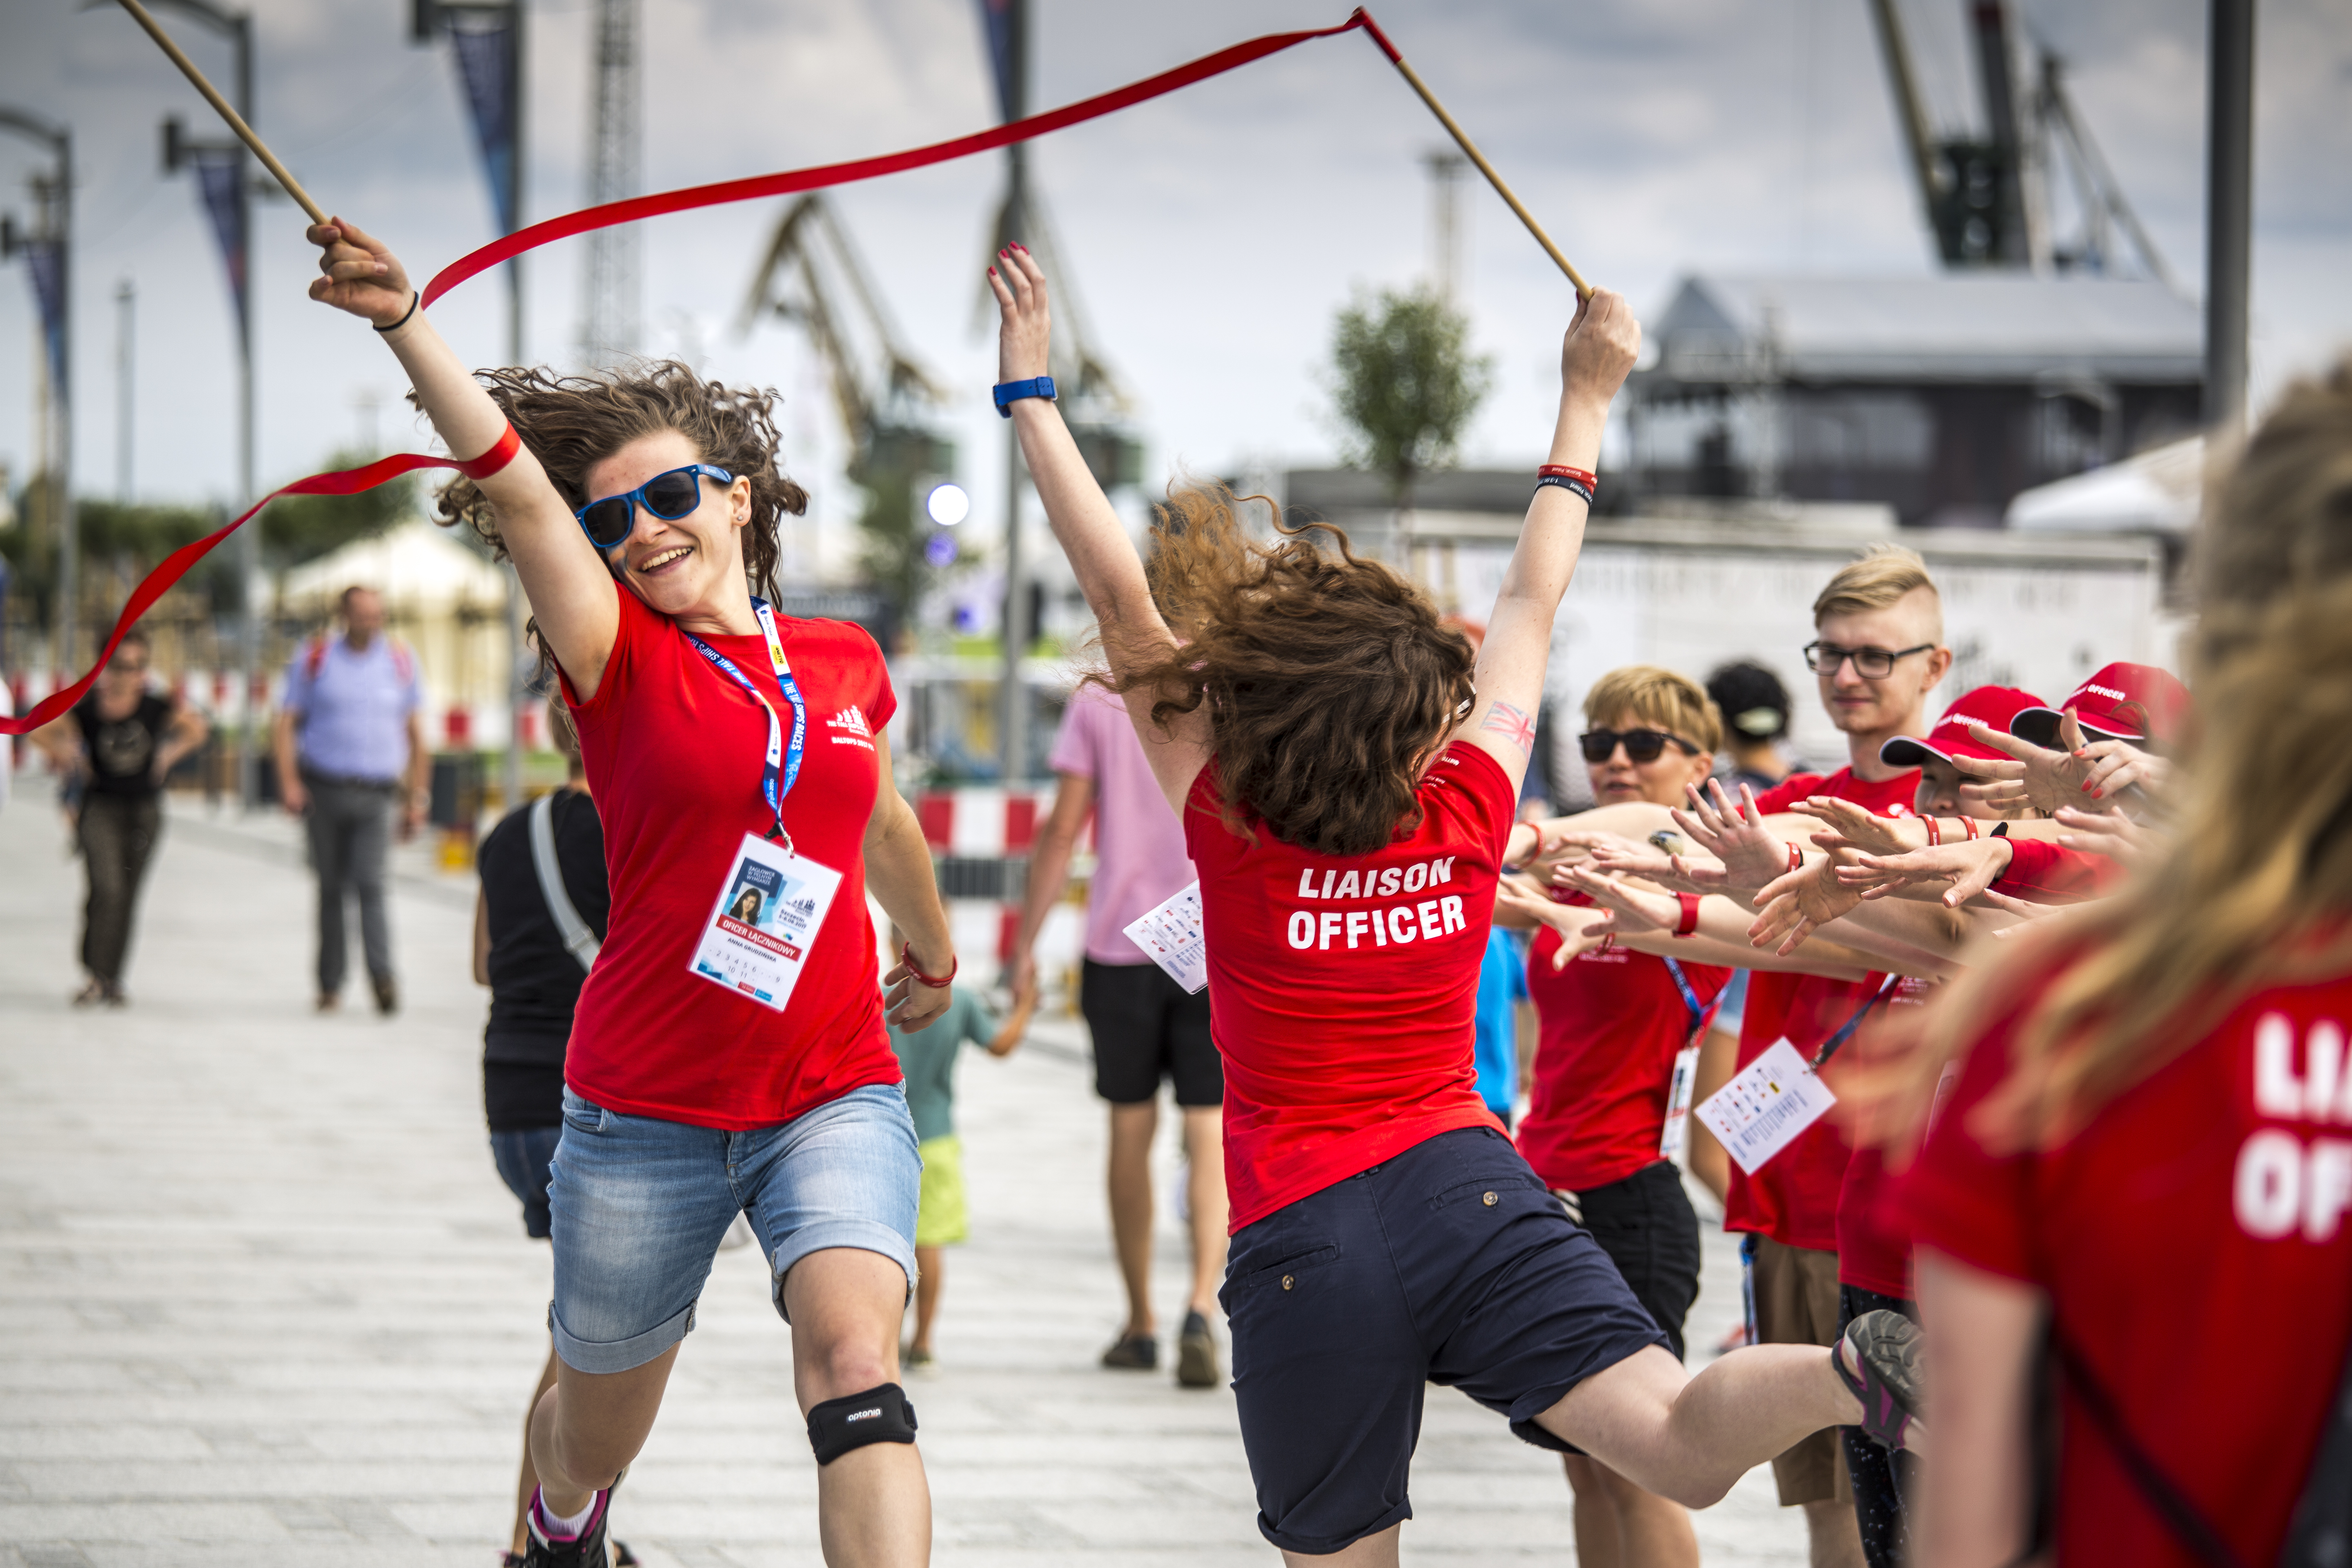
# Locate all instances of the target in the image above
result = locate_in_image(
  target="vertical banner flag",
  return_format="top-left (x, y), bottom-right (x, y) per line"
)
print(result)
top-left (191, 148), bottom-right (247, 336)
top-left (976, 0), bottom-right (1017, 121)
top-left (22, 237), bottom-right (67, 397)
top-left (448, 14), bottom-right (519, 234)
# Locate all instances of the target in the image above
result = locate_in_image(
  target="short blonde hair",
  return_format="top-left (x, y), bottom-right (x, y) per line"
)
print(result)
top-left (1814, 543), bottom-right (1940, 633)
top-left (1583, 664), bottom-right (1722, 753)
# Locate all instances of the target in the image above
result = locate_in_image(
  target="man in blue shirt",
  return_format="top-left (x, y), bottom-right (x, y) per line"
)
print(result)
top-left (272, 586), bottom-right (429, 1014)
top-left (1472, 925), bottom-right (1529, 1129)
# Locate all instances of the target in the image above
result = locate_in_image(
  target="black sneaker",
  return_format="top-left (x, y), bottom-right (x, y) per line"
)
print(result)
top-left (1176, 1310), bottom-right (1219, 1388)
top-left (521, 1477), bottom-right (619, 1568)
top-left (370, 973), bottom-right (399, 1016)
top-left (1100, 1331), bottom-right (1157, 1371)
top-left (1836, 1310), bottom-right (1924, 1452)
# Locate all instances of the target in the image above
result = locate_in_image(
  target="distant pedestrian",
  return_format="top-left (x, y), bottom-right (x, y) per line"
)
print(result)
top-left (1008, 681), bottom-right (1228, 1388)
top-left (1470, 924), bottom-right (1529, 1129)
top-left (885, 967), bottom-right (1034, 1368)
top-left (272, 585), bottom-right (430, 1015)
top-left (470, 699), bottom-right (627, 1567)
top-left (27, 627), bottom-right (208, 1005)
top-left (1706, 659), bottom-right (1794, 795)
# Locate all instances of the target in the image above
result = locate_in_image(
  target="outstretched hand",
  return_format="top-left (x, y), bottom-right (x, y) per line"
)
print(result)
top-left (1840, 837), bottom-right (2014, 909)
top-left (1791, 795), bottom-right (1925, 859)
top-left (1669, 780), bottom-right (1791, 894)
top-left (1747, 856), bottom-right (1864, 956)
top-left (305, 217), bottom-right (415, 327)
top-left (1950, 710), bottom-right (2136, 818)
top-left (1494, 875), bottom-right (1617, 970)
top-left (987, 243), bottom-right (1051, 384)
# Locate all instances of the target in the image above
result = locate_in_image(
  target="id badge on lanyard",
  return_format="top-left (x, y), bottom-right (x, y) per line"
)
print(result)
top-left (682, 599), bottom-right (844, 1013)
top-left (1657, 956), bottom-right (1707, 1162)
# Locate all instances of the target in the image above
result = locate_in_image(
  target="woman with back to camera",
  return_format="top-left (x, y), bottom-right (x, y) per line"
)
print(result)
top-left (306, 218), bottom-right (955, 1568)
top-left (987, 245), bottom-right (1921, 1565)
top-left (1902, 362), bottom-right (2352, 1568)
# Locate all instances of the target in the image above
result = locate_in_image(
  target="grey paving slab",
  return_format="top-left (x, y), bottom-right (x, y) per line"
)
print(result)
top-left (2, 782), bottom-right (1811, 1563)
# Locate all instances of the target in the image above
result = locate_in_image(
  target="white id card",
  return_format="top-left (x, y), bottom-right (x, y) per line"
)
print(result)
top-left (1692, 1038), bottom-right (1837, 1175)
top-left (688, 833), bottom-right (844, 1012)
top-left (1122, 881), bottom-right (1208, 994)
top-left (1658, 1045), bottom-right (1702, 1162)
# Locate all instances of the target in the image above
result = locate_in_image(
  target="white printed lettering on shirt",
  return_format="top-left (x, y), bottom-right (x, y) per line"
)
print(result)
top-left (1288, 910), bottom-right (1314, 949)
top-left (2234, 1129), bottom-right (2352, 1241)
top-left (1294, 858), bottom-right (1457, 900)
top-left (2252, 1013), bottom-right (2352, 1123)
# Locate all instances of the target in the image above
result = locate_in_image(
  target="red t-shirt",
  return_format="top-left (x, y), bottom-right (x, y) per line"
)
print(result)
top-left (1519, 922), bottom-right (1730, 1192)
top-left (1832, 974), bottom-right (1938, 1298)
top-left (1993, 837), bottom-right (2118, 903)
top-left (1904, 960), bottom-right (2352, 1567)
top-left (1187, 742), bottom-right (1515, 1231)
top-left (558, 586), bottom-right (902, 1129)
top-left (1726, 764), bottom-right (1918, 1252)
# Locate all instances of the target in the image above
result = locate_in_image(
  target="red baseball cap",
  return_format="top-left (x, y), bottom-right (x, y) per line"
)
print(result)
top-left (2010, 662), bottom-right (2189, 748)
top-left (1880, 686), bottom-right (2047, 769)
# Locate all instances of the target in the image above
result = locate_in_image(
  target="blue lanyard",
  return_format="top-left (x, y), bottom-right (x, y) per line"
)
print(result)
top-left (1659, 955), bottom-right (1709, 1042)
top-left (683, 597), bottom-right (807, 851)
top-left (1809, 973), bottom-right (1904, 1070)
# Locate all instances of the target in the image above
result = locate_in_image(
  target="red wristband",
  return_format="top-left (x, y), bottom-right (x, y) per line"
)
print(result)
top-left (454, 423), bottom-right (522, 481)
top-left (1961, 815), bottom-right (1980, 841)
top-left (900, 943), bottom-right (957, 989)
top-left (1538, 463), bottom-right (1598, 486)
top-left (1925, 815), bottom-right (1942, 847)
top-left (1673, 890), bottom-right (1701, 938)
top-left (1787, 842), bottom-right (1803, 874)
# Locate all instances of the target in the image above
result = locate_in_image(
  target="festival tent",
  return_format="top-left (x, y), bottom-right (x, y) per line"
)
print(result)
top-left (2005, 435), bottom-right (2204, 536)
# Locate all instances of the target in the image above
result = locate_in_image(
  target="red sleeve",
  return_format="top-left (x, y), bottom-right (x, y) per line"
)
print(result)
top-left (851, 624), bottom-right (897, 733)
top-left (1443, 741), bottom-right (1518, 859)
top-left (1751, 771), bottom-right (1829, 815)
top-left (1900, 1024), bottom-right (2039, 1281)
top-left (1992, 839), bottom-right (2116, 903)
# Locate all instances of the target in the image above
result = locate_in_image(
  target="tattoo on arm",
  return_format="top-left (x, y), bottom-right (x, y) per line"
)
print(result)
top-left (1480, 700), bottom-right (1537, 757)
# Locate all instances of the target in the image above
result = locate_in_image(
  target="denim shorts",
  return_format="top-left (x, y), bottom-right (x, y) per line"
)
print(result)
top-left (547, 1082), bottom-right (920, 1374)
top-left (491, 1125), bottom-right (564, 1239)
top-left (1223, 1126), bottom-right (1668, 1555)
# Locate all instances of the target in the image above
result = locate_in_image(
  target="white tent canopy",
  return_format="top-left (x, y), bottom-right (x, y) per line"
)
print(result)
top-left (282, 516), bottom-right (508, 618)
top-left (2005, 436), bottom-right (2204, 536)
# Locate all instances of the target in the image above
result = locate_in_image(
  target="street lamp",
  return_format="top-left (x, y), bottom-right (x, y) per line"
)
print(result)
top-left (148, 0), bottom-right (263, 806)
top-left (0, 107), bottom-right (74, 680)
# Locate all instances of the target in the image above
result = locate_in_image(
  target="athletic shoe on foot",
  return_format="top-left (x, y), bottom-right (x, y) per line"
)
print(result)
top-left (1836, 1310), bottom-right (1925, 1451)
top-left (316, 991), bottom-right (340, 1013)
top-left (72, 978), bottom-right (107, 1007)
top-left (1176, 1310), bottom-right (1219, 1388)
top-left (904, 1344), bottom-right (934, 1369)
top-left (370, 973), bottom-right (399, 1016)
top-left (1100, 1331), bottom-right (1157, 1371)
top-left (521, 1473), bottom-right (622, 1568)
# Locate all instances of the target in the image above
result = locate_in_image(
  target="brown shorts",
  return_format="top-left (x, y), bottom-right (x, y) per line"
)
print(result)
top-left (1750, 1236), bottom-right (1851, 1506)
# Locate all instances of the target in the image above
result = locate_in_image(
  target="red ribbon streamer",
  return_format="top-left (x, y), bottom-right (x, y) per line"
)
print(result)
top-left (6, 8), bottom-right (1385, 736)
top-left (424, 9), bottom-right (1377, 305)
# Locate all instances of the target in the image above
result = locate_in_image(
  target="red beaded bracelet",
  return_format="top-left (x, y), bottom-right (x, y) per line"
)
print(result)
top-left (900, 944), bottom-right (957, 989)
top-left (1673, 890), bottom-right (1701, 938)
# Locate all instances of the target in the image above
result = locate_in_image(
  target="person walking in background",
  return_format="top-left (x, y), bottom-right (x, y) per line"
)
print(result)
top-left (273, 585), bottom-right (430, 1016)
top-left (1471, 924), bottom-right (1530, 1129)
top-left (1007, 680), bottom-right (1228, 1388)
top-left (470, 698), bottom-right (633, 1568)
top-left (884, 964), bottom-right (1035, 1369)
top-left (27, 626), bottom-right (207, 1005)
top-left (1706, 659), bottom-right (1794, 795)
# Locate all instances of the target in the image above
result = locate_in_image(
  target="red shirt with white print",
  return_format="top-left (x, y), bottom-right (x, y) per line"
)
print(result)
top-left (1904, 956), bottom-right (2352, 1568)
top-left (1187, 742), bottom-right (1516, 1231)
top-left (1726, 766), bottom-right (1919, 1251)
top-left (1520, 918), bottom-right (1731, 1193)
top-left (559, 585), bottom-right (901, 1129)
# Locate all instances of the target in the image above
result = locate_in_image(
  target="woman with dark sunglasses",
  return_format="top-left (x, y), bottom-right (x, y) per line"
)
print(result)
top-left (305, 218), bottom-right (953, 1568)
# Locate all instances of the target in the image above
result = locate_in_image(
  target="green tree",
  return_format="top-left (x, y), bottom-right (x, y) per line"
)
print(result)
top-left (259, 449), bottom-right (415, 565)
top-left (1328, 286), bottom-right (1493, 515)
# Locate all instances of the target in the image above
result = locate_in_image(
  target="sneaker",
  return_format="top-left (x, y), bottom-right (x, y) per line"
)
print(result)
top-left (1100, 1331), bottom-right (1157, 1371)
top-left (1836, 1310), bottom-right (1925, 1452)
top-left (521, 1474), bottom-right (621, 1568)
top-left (316, 991), bottom-right (341, 1013)
top-left (1176, 1310), bottom-right (1219, 1389)
top-left (904, 1345), bottom-right (935, 1369)
top-left (370, 973), bottom-right (399, 1016)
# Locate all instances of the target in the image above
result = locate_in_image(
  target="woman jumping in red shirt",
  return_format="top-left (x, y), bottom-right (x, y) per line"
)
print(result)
top-left (308, 219), bottom-right (956, 1568)
top-left (988, 246), bottom-right (1917, 1564)
top-left (1904, 361), bottom-right (2352, 1568)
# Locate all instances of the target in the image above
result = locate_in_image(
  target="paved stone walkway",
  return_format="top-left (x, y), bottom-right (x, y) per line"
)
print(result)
top-left (0, 784), bottom-right (1806, 1565)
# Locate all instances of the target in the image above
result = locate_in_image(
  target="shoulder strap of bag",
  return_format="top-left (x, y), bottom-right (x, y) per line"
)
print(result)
top-left (529, 791), bottom-right (599, 973)
top-left (2046, 1327), bottom-right (2247, 1568)
top-left (2278, 1324), bottom-right (2352, 1566)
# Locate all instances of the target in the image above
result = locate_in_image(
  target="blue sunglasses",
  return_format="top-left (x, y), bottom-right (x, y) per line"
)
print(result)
top-left (575, 463), bottom-right (735, 551)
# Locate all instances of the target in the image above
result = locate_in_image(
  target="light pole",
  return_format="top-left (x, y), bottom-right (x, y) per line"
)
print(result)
top-left (0, 107), bottom-right (74, 680)
top-left (2203, 0), bottom-right (2255, 436)
top-left (151, 0), bottom-right (259, 805)
top-left (994, 0), bottom-right (1030, 788)
top-left (116, 279), bottom-right (134, 502)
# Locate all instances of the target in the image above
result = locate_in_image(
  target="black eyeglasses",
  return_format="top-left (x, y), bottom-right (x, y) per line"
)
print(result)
top-left (1802, 641), bottom-right (1936, 680)
top-left (574, 463), bottom-right (733, 551)
top-left (1579, 727), bottom-right (1699, 764)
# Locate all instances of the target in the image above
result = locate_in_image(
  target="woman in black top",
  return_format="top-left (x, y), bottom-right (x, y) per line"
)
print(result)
top-left (28, 629), bottom-right (207, 1004)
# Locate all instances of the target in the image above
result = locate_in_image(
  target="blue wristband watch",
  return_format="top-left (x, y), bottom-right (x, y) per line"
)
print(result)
top-left (993, 375), bottom-right (1056, 417)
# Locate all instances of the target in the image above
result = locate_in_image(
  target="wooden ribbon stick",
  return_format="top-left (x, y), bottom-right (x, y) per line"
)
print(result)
top-left (1353, 11), bottom-right (1593, 300)
top-left (115, 0), bottom-right (326, 225)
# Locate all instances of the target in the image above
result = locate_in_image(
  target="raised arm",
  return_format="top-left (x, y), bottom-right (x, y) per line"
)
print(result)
top-left (305, 219), bottom-right (621, 699)
top-left (991, 247), bottom-right (1210, 815)
top-left (1452, 289), bottom-right (1641, 793)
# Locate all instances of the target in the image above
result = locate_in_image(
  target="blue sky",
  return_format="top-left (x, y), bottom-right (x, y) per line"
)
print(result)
top-left (1, 0), bottom-right (2347, 560)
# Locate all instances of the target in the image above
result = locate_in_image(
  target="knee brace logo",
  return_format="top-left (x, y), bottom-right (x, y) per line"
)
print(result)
top-left (846, 1406), bottom-right (883, 1423)
top-left (807, 1382), bottom-right (918, 1465)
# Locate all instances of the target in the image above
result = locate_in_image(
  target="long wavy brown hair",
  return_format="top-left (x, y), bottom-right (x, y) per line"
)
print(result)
top-left (419, 360), bottom-right (809, 679)
top-left (1896, 356), bottom-right (2352, 1153)
top-left (1104, 485), bottom-right (1476, 857)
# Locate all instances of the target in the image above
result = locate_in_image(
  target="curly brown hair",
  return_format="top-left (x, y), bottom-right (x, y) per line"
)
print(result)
top-left (1105, 485), bottom-right (1476, 857)
top-left (418, 360), bottom-right (809, 679)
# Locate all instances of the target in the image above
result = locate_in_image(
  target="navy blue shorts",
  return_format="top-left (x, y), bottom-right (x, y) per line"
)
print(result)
top-left (1222, 1126), bottom-right (1668, 1555)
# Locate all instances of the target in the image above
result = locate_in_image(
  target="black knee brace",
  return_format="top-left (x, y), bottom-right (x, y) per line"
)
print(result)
top-left (806, 1382), bottom-right (918, 1465)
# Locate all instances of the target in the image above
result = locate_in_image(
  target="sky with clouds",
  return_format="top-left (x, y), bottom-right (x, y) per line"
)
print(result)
top-left (1, 0), bottom-right (2347, 564)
